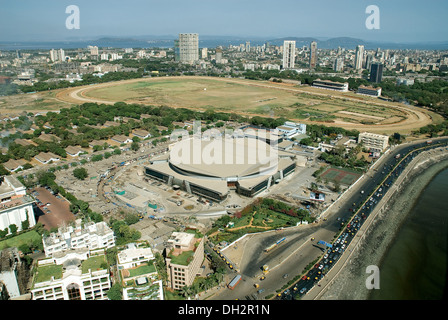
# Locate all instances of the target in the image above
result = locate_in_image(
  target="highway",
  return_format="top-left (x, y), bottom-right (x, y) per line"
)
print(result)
top-left (209, 137), bottom-right (448, 300)
top-left (276, 137), bottom-right (448, 300)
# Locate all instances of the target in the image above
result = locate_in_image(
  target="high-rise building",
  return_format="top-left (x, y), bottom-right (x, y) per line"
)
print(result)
top-left (245, 41), bottom-right (251, 53)
top-left (369, 62), bottom-right (383, 83)
top-left (215, 47), bottom-right (223, 63)
top-left (88, 46), bottom-right (99, 56)
top-left (355, 45), bottom-right (364, 70)
top-left (49, 49), bottom-right (65, 62)
top-left (334, 57), bottom-right (344, 72)
top-left (165, 232), bottom-right (204, 290)
top-left (175, 33), bottom-right (199, 63)
top-left (282, 40), bottom-right (296, 69)
top-left (365, 54), bottom-right (374, 71)
top-left (309, 41), bottom-right (317, 68)
top-left (201, 47), bottom-right (208, 59)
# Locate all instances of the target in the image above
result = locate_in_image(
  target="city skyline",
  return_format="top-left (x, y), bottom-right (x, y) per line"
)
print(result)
top-left (1, 0), bottom-right (448, 44)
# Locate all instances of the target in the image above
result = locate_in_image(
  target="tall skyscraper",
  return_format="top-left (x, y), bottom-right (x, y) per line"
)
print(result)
top-left (309, 41), bottom-right (317, 68)
top-left (201, 48), bottom-right (208, 59)
top-left (282, 40), bottom-right (296, 69)
top-left (49, 48), bottom-right (65, 62)
top-left (215, 47), bottom-right (223, 63)
top-left (175, 33), bottom-right (199, 63)
top-left (369, 62), bottom-right (383, 83)
top-left (365, 54), bottom-right (374, 71)
top-left (245, 41), bottom-right (251, 53)
top-left (355, 45), bottom-right (364, 71)
top-left (334, 57), bottom-right (344, 72)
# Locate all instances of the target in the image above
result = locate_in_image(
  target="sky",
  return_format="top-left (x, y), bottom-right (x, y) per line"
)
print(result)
top-left (1, 0), bottom-right (447, 43)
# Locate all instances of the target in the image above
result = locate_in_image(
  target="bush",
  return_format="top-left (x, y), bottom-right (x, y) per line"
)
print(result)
top-left (73, 167), bottom-right (88, 180)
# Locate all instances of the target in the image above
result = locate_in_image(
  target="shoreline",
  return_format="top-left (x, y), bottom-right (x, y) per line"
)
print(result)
top-left (318, 155), bottom-right (448, 300)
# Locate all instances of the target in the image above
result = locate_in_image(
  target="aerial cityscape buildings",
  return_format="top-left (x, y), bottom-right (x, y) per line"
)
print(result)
top-left (1, 12), bottom-right (448, 305)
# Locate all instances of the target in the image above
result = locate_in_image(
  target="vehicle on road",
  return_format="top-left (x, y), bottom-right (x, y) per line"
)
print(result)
top-left (228, 275), bottom-right (242, 290)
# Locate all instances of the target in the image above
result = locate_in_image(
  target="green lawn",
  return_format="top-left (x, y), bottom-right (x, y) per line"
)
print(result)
top-left (127, 262), bottom-right (156, 278)
top-left (34, 264), bottom-right (63, 284)
top-left (82, 255), bottom-right (107, 273)
top-left (0, 230), bottom-right (42, 250)
top-left (169, 250), bottom-right (194, 266)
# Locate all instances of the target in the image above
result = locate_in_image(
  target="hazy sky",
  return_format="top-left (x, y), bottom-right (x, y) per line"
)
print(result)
top-left (1, 0), bottom-right (447, 43)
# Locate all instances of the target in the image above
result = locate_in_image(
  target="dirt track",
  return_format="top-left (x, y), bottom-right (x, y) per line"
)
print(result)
top-left (52, 76), bottom-right (438, 134)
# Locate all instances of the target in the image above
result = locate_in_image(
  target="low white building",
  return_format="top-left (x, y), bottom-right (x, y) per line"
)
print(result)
top-left (276, 121), bottom-right (307, 138)
top-left (42, 220), bottom-right (115, 258)
top-left (358, 132), bottom-right (389, 152)
top-left (31, 248), bottom-right (111, 300)
top-left (0, 176), bottom-right (35, 235)
top-left (117, 242), bottom-right (155, 270)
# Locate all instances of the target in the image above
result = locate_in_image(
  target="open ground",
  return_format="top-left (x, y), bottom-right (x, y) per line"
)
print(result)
top-left (1, 76), bottom-right (442, 135)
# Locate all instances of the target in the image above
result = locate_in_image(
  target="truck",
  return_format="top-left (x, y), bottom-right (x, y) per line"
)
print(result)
top-left (228, 275), bottom-right (242, 290)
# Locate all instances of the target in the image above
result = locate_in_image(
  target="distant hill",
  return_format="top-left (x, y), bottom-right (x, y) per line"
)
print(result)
top-left (1, 35), bottom-right (447, 51)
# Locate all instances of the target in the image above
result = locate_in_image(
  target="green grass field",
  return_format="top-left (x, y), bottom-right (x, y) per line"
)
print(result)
top-left (81, 78), bottom-right (406, 124)
top-left (0, 230), bottom-right (42, 250)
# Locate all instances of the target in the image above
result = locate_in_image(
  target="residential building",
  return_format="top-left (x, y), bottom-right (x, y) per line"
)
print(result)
top-left (0, 176), bottom-right (36, 235)
top-left (31, 248), bottom-right (111, 300)
top-left (34, 152), bottom-right (60, 164)
top-left (175, 33), bottom-right (199, 64)
top-left (355, 45), bottom-right (364, 70)
top-left (358, 132), bottom-right (389, 152)
top-left (132, 129), bottom-right (151, 140)
top-left (309, 41), bottom-right (317, 68)
top-left (117, 242), bottom-right (164, 300)
top-left (334, 57), bottom-right (344, 72)
top-left (111, 135), bottom-right (133, 144)
top-left (201, 48), bottom-right (208, 59)
top-left (65, 146), bottom-right (84, 157)
top-left (165, 231), bottom-right (204, 290)
top-left (282, 40), bottom-right (296, 69)
top-left (49, 49), bottom-right (65, 62)
top-left (42, 220), bottom-right (115, 258)
top-left (2, 159), bottom-right (27, 173)
top-left (88, 46), bottom-right (98, 56)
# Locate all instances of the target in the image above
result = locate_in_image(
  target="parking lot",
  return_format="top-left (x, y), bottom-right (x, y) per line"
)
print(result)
top-left (32, 187), bottom-right (75, 231)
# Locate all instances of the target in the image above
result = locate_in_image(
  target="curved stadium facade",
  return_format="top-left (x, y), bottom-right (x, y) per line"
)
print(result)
top-left (144, 137), bottom-right (296, 202)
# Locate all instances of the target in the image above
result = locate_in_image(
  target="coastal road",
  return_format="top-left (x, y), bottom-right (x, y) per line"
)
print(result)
top-left (209, 137), bottom-right (448, 300)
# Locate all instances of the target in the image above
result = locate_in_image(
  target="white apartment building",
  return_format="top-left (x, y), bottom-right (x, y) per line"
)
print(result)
top-left (355, 45), bottom-right (364, 70)
top-left (42, 220), bottom-right (115, 258)
top-left (358, 132), bottom-right (389, 152)
top-left (282, 40), bottom-right (296, 69)
top-left (31, 248), bottom-right (111, 300)
top-left (117, 242), bottom-right (154, 270)
top-left (175, 33), bottom-right (199, 63)
top-left (49, 49), bottom-right (65, 62)
top-left (0, 176), bottom-right (36, 235)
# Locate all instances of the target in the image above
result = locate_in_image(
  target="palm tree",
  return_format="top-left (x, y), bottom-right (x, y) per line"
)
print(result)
top-left (180, 285), bottom-right (192, 298)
